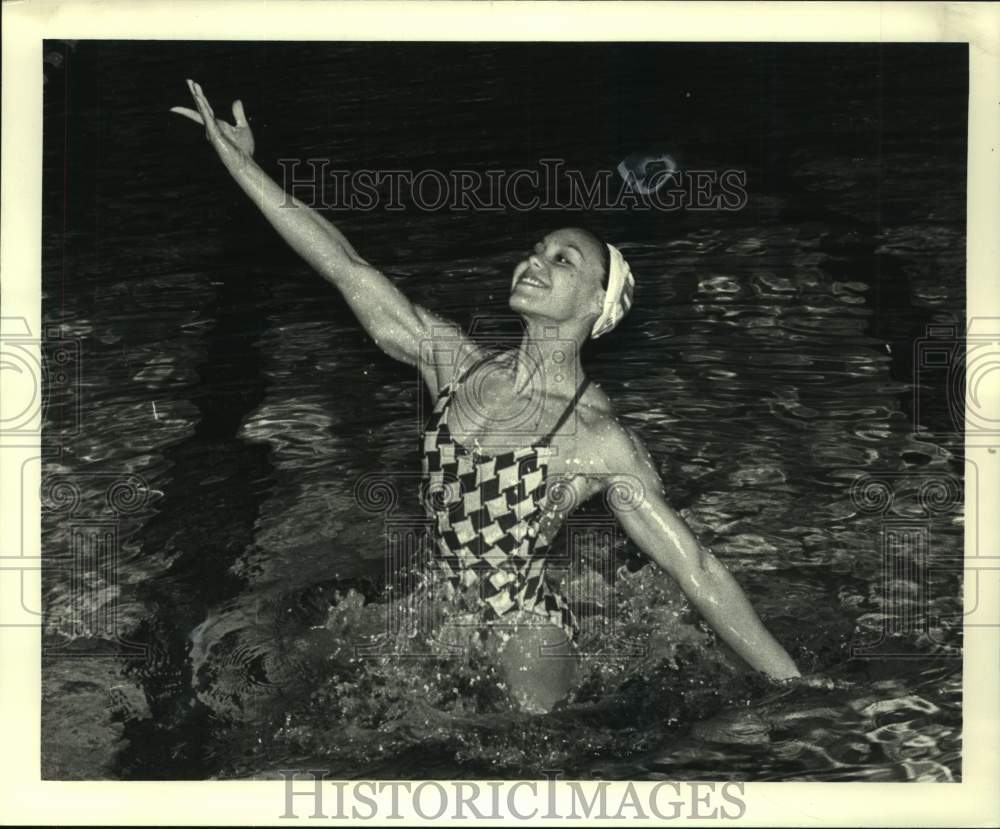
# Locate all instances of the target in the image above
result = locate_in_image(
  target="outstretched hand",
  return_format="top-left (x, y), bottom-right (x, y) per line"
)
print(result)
top-left (171, 79), bottom-right (255, 166)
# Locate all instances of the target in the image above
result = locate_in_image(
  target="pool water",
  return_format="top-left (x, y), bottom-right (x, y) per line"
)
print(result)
top-left (40, 41), bottom-right (966, 780)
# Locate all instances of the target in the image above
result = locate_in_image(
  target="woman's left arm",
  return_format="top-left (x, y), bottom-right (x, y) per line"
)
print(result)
top-left (597, 422), bottom-right (800, 680)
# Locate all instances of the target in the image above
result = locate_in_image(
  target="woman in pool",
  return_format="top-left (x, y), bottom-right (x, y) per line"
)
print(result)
top-left (173, 80), bottom-right (801, 713)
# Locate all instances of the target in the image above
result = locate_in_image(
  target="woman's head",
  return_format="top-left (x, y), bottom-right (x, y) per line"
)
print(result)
top-left (509, 227), bottom-right (632, 339)
top-left (509, 227), bottom-right (610, 331)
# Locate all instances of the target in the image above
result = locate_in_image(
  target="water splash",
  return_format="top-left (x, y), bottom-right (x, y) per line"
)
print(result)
top-left (194, 560), bottom-right (789, 777)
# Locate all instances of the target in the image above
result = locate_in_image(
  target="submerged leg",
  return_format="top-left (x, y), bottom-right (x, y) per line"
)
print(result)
top-left (488, 614), bottom-right (580, 714)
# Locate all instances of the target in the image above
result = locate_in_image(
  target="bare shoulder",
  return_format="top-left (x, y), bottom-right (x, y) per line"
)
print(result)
top-left (411, 304), bottom-right (486, 392)
top-left (570, 383), bottom-right (655, 476)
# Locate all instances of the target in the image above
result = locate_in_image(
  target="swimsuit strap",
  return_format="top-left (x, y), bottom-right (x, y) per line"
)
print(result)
top-left (536, 374), bottom-right (591, 447)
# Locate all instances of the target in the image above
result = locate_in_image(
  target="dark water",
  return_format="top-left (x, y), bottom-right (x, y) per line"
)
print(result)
top-left (41, 42), bottom-right (966, 781)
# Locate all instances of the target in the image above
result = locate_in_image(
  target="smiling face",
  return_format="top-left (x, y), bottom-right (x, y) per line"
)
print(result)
top-left (509, 227), bottom-right (609, 330)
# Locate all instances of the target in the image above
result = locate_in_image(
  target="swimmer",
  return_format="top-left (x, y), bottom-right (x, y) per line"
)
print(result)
top-left (173, 80), bottom-right (801, 714)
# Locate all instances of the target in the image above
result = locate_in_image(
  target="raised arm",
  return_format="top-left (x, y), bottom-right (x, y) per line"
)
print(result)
top-left (171, 79), bottom-right (471, 395)
top-left (596, 422), bottom-right (801, 680)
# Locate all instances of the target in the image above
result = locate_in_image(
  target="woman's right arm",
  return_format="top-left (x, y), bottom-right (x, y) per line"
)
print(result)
top-left (172, 80), bottom-right (468, 391)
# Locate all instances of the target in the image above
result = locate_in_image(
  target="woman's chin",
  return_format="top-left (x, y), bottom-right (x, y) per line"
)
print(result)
top-left (509, 295), bottom-right (564, 326)
top-left (508, 292), bottom-right (530, 313)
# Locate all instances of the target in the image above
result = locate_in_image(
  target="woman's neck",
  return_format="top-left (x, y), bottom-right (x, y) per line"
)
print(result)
top-left (509, 320), bottom-right (587, 398)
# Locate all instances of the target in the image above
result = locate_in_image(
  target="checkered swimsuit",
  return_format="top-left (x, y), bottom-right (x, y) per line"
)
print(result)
top-left (420, 353), bottom-right (590, 642)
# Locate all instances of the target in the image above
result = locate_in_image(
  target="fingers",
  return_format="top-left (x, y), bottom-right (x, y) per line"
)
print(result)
top-left (185, 79), bottom-right (210, 122)
top-left (170, 106), bottom-right (204, 125)
top-left (178, 80), bottom-right (247, 131)
top-left (185, 78), bottom-right (223, 142)
top-left (188, 79), bottom-right (215, 118)
top-left (232, 99), bottom-right (248, 127)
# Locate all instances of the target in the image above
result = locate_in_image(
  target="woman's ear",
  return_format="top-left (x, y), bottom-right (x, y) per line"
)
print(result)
top-left (591, 283), bottom-right (607, 317)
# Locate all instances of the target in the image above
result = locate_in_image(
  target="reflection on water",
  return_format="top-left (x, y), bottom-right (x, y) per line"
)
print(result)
top-left (41, 42), bottom-right (964, 780)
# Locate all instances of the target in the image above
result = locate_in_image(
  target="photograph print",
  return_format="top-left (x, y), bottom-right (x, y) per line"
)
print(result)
top-left (38, 38), bottom-right (966, 782)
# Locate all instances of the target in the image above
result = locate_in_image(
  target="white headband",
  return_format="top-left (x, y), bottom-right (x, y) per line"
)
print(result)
top-left (591, 244), bottom-right (636, 339)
